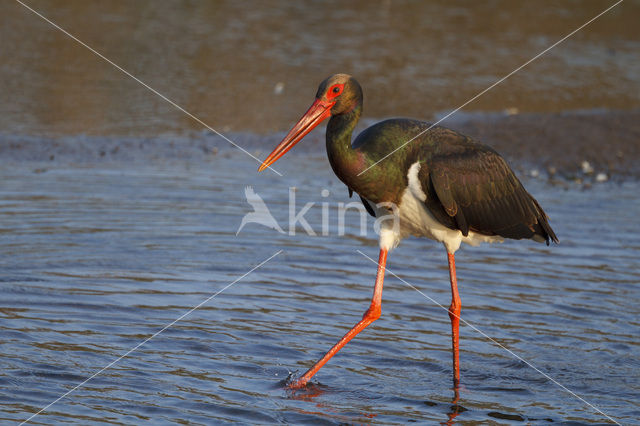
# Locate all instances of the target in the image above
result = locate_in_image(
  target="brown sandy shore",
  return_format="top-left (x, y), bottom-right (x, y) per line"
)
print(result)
top-left (454, 109), bottom-right (640, 181)
top-left (1, 110), bottom-right (638, 181)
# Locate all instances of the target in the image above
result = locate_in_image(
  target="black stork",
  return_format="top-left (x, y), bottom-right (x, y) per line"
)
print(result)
top-left (258, 74), bottom-right (558, 389)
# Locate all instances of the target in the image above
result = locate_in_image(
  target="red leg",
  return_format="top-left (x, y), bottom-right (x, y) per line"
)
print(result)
top-left (447, 252), bottom-right (461, 388)
top-left (289, 248), bottom-right (388, 389)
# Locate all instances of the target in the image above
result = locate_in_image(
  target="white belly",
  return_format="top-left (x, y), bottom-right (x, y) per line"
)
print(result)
top-left (373, 162), bottom-right (503, 254)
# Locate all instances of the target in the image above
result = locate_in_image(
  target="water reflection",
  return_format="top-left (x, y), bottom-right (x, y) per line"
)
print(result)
top-left (444, 387), bottom-right (465, 425)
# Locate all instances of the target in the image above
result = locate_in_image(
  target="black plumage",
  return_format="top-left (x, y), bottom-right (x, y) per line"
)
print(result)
top-left (258, 73), bottom-right (560, 390)
top-left (418, 143), bottom-right (558, 244)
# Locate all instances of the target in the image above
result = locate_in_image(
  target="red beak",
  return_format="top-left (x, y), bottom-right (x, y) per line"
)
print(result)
top-left (258, 99), bottom-right (334, 172)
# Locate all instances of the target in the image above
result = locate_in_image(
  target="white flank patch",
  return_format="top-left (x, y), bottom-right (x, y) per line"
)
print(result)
top-left (407, 162), bottom-right (427, 201)
top-left (374, 163), bottom-right (504, 254)
top-left (399, 187), bottom-right (503, 253)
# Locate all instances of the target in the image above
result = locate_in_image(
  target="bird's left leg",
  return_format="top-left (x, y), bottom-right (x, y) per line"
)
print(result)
top-left (288, 248), bottom-right (388, 389)
top-left (447, 252), bottom-right (461, 388)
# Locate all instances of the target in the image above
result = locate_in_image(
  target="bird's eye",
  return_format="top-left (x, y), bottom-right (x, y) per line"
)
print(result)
top-left (327, 84), bottom-right (344, 99)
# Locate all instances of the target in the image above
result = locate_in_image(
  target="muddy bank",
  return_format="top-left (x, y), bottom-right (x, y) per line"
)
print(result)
top-left (1, 109), bottom-right (638, 182)
top-left (452, 109), bottom-right (640, 180)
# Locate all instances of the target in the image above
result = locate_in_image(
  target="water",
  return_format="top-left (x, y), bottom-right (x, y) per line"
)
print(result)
top-left (1, 1), bottom-right (639, 136)
top-left (1, 155), bottom-right (638, 424)
top-left (1, 1), bottom-right (639, 424)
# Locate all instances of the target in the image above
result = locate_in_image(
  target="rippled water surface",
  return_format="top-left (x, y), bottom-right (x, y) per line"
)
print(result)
top-left (1, 155), bottom-right (638, 424)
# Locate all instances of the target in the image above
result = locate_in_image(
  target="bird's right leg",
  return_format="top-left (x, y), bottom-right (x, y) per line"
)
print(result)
top-left (288, 248), bottom-right (388, 389)
top-left (447, 251), bottom-right (461, 388)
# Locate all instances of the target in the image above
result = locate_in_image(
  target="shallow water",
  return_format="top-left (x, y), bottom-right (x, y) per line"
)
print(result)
top-left (1, 154), bottom-right (638, 424)
top-left (1, 1), bottom-right (639, 136)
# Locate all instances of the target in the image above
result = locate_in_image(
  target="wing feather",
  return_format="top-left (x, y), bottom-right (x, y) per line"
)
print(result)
top-left (423, 144), bottom-right (558, 244)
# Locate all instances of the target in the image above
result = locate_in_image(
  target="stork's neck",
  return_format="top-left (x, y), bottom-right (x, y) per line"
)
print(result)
top-left (326, 104), bottom-right (364, 185)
